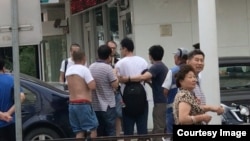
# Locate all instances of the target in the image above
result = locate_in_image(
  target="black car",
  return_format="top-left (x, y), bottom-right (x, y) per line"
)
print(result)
top-left (219, 56), bottom-right (250, 124)
top-left (20, 73), bottom-right (74, 140)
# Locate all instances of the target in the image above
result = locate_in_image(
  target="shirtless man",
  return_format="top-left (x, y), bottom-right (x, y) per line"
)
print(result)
top-left (65, 51), bottom-right (98, 138)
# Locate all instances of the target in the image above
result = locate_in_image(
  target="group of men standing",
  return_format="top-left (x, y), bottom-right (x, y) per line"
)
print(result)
top-left (59, 37), bottom-right (207, 141)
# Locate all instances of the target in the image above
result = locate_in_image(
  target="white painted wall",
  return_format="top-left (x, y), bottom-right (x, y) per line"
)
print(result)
top-left (131, 0), bottom-right (250, 65)
top-left (130, 0), bottom-right (250, 129)
top-left (131, 0), bottom-right (197, 130)
top-left (131, 0), bottom-right (195, 67)
top-left (216, 0), bottom-right (250, 56)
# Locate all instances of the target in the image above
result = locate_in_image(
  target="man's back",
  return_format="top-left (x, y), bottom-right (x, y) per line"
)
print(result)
top-left (89, 62), bottom-right (117, 111)
top-left (115, 56), bottom-right (147, 75)
top-left (0, 74), bottom-right (14, 127)
top-left (148, 62), bottom-right (168, 103)
top-left (66, 64), bottom-right (94, 101)
top-left (115, 56), bottom-right (148, 92)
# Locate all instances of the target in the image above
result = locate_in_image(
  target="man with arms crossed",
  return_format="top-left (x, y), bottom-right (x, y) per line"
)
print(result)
top-left (66, 51), bottom-right (98, 138)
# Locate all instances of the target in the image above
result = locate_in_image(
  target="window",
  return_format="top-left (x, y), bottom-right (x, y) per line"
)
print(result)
top-left (22, 87), bottom-right (37, 105)
top-left (219, 65), bottom-right (250, 90)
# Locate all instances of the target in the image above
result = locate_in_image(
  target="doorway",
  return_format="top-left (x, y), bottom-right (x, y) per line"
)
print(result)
top-left (83, 22), bottom-right (96, 65)
top-left (39, 35), bottom-right (67, 82)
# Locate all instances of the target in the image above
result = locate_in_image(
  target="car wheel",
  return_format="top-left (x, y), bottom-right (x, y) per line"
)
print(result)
top-left (24, 128), bottom-right (60, 141)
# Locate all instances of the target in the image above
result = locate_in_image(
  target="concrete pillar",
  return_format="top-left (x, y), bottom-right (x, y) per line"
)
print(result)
top-left (198, 0), bottom-right (221, 124)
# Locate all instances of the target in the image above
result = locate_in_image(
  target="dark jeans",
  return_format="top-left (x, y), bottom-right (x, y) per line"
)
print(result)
top-left (123, 103), bottom-right (148, 135)
top-left (0, 123), bottom-right (16, 141)
top-left (95, 106), bottom-right (116, 137)
top-left (166, 107), bottom-right (174, 134)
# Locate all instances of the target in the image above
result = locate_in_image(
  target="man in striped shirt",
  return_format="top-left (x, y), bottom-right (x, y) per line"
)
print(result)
top-left (186, 49), bottom-right (206, 105)
top-left (89, 45), bottom-right (119, 137)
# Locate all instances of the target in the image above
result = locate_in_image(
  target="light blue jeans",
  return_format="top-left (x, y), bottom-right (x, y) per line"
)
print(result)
top-left (69, 104), bottom-right (99, 133)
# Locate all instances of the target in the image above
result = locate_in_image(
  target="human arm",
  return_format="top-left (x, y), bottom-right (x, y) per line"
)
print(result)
top-left (0, 92), bottom-right (25, 122)
top-left (118, 75), bottom-right (129, 83)
top-left (130, 72), bottom-right (152, 82)
top-left (6, 92), bottom-right (25, 116)
top-left (178, 102), bottom-right (212, 124)
top-left (162, 70), bottom-right (172, 97)
top-left (0, 111), bottom-right (12, 122)
top-left (111, 79), bottom-right (119, 90)
top-left (118, 71), bottom-right (152, 83)
top-left (84, 67), bottom-right (96, 90)
top-left (163, 89), bottom-right (169, 97)
top-left (59, 72), bottom-right (65, 83)
top-left (111, 68), bottom-right (119, 89)
top-left (201, 105), bottom-right (224, 115)
top-left (87, 80), bottom-right (96, 90)
top-left (59, 60), bottom-right (67, 83)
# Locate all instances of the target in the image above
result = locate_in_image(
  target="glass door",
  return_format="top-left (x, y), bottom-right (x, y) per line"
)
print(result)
top-left (83, 23), bottom-right (94, 66)
top-left (39, 35), bottom-right (67, 82)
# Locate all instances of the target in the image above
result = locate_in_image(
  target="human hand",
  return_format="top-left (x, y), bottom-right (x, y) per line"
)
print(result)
top-left (216, 106), bottom-right (224, 115)
top-left (202, 114), bottom-right (212, 124)
top-left (113, 68), bottom-right (117, 75)
top-left (0, 112), bottom-right (12, 122)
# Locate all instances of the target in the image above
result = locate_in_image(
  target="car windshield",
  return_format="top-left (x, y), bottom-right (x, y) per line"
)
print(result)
top-left (20, 73), bottom-right (68, 95)
top-left (219, 65), bottom-right (250, 90)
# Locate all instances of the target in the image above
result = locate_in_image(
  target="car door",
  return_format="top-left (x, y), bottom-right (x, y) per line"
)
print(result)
top-left (21, 81), bottom-right (41, 122)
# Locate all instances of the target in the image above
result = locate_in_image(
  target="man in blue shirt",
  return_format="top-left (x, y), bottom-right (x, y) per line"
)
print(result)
top-left (126, 45), bottom-right (168, 141)
top-left (0, 57), bottom-right (25, 141)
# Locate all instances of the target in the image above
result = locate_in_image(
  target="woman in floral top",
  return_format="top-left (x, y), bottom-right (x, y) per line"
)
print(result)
top-left (173, 65), bottom-right (224, 125)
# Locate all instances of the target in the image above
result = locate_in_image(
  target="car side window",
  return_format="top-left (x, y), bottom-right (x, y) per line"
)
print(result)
top-left (22, 87), bottom-right (37, 105)
top-left (219, 65), bottom-right (250, 90)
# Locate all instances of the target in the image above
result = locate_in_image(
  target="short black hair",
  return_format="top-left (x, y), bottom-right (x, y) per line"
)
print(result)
top-left (187, 49), bottom-right (205, 60)
top-left (120, 37), bottom-right (134, 52)
top-left (98, 45), bottom-right (112, 60)
top-left (72, 51), bottom-right (85, 62)
top-left (148, 45), bottom-right (164, 61)
top-left (176, 64), bottom-right (196, 88)
top-left (0, 57), bottom-right (5, 70)
top-left (193, 43), bottom-right (200, 49)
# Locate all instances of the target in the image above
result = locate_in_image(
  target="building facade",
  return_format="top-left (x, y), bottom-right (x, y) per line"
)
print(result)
top-left (39, 0), bottom-right (250, 126)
